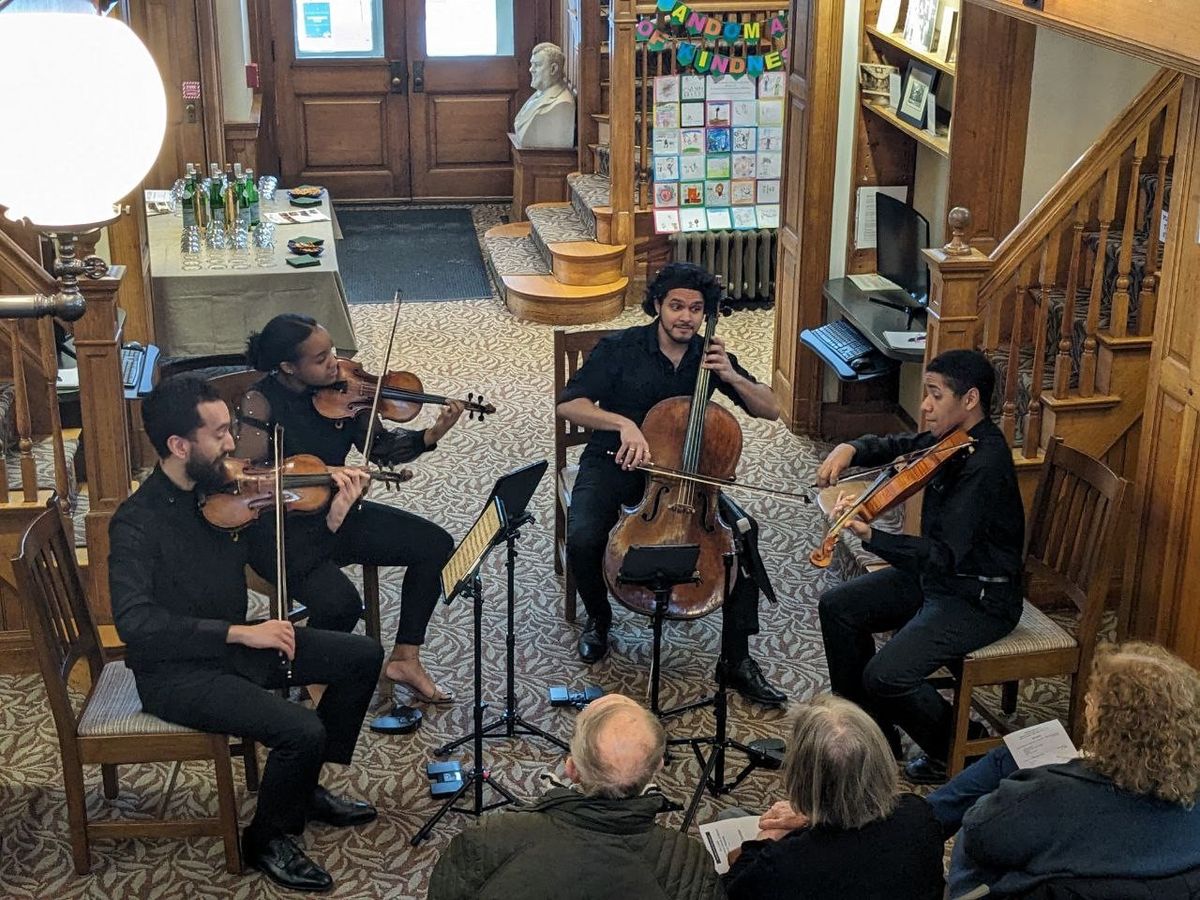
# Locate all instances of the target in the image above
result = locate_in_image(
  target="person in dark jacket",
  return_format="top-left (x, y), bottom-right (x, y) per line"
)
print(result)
top-left (932, 641), bottom-right (1200, 899)
top-left (723, 694), bottom-right (944, 900)
top-left (428, 694), bottom-right (721, 900)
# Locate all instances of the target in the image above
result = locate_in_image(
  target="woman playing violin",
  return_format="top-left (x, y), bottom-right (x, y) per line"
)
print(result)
top-left (235, 313), bottom-right (463, 722)
top-left (815, 349), bottom-right (1025, 785)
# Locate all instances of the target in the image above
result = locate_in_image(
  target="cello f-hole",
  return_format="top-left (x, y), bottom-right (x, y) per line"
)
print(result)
top-left (640, 484), bottom-right (669, 522)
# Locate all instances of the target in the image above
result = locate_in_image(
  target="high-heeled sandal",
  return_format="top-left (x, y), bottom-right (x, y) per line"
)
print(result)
top-left (385, 664), bottom-right (455, 706)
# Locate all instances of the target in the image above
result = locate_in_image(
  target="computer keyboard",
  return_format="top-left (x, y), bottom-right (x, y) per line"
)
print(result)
top-left (120, 346), bottom-right (145, 390)
top-left (809, 319), bottom-right (874, 364)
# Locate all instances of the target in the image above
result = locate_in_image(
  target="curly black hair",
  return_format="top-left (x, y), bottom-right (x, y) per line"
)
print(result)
top-left (641, 262), bottom-right (723, 316)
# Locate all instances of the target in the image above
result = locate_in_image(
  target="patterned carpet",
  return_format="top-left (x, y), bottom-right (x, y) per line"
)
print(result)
top-left (0, 205), bottom-right (1073, 898)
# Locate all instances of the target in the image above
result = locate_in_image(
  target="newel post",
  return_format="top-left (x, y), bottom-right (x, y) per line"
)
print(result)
top-left (921, 207), bottom-right (992, 361)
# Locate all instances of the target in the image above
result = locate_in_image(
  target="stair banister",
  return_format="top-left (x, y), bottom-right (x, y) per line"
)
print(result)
top-left (920, 207), bottom-right (993, 360)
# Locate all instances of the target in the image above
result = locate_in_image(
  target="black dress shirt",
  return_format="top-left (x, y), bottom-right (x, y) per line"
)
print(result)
top-left (109, 466), bottom-right (246, 673)
top-left (558, 321), bottom-right (756, 460)
top-left (850, 418), bottom-right (1025, 608)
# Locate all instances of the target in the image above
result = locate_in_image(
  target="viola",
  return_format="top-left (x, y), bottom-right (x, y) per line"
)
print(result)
top-left (602, 308), bottom-right (742, 620)
top-left (313, 358), bottom-right (495, 424)
top-left (809, 428), bottom-right (975, 567)
top-left (198, 453), bottom-right (412, 531)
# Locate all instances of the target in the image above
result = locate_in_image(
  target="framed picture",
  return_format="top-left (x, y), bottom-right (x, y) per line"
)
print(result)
top-left (681, 74), bottom-right (707, 101)
top-left (654, 155), bottom-right (679, 182)
top-left (681, 102), bottom-right (705, 127)
top-left (654, 103), bottom-right (679, 129)
top-left (730, 179), bottom-right (757, 206)
top-left (654, 74), bottom-right (680, 103)
top-left (680, 155), bottom-right (706, 181)
top-left (757, 179), bottom-right (781, 204)
top-left (705, 180), bottom-right (731, 207)
top-left (653, 182), bottom-right (679, 208)
top-left (706, 208), bottom-right (733, 231)
top-left (757, 72), bottom-right (786, 99)
top-left (902, 0), bottom-right (940, 53)
top-left (732, 100), bottom-right (757, 126)
top-left (757, 126), bottom-right (783, 152)
top-left (681, 208), bottom-right (708, 232)
top-left (653, 129), bottom-right (680, 155)
top-left (757, 99), bottom-right (785, 126)
top-left (731, 153), bottom-right (757, 180)
top-left (732, 127), bottom-right (756, 152)
top-left (756, 151), bottom-right (783, 180)
top-left (654, 209), bottom-right (681, 234)
top-left (705, 100), bottom-right (732, 127)
top-left (680, 128), bottom-right (706, 154)
top-left (859, 63), bottom-right (897, 103)
top-left (732, 207), bottom-right (758, 230)
top-left (756, 204), bottom-right (781, 228)
top-left (897, 60), bottom-right (938, 129)
top-left (680, 181), bottom-right (705, 206)
top-left (706, 154), bottom-right (731, 179)
top-left (706, 127), bottom-right (732, 154)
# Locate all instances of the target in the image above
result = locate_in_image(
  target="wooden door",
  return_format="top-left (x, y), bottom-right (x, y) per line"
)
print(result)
top-left (1131, 76), bottom-right (1200, 668)
top-left (271, 0), bottom-right (412, 197)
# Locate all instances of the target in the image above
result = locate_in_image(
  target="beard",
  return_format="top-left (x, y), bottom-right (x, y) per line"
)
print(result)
top-left (186, 450), bottom-right (230, 493)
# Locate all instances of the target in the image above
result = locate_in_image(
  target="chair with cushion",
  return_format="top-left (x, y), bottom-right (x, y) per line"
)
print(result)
top-left (13, 505), bottom-right (258, 875)
top-left (943, 436), bottom-right (1129, 776)
top-left (553, 327), bottom-right (618, 623)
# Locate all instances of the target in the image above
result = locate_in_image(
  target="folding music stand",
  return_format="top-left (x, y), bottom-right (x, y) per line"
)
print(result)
top-left (410, 496), bottom-right (516, 846)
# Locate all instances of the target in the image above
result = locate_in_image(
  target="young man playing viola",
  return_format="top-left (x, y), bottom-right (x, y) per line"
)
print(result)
top-left (110, 375), bottom-right (382, 892)
top-left (556, 262), bottom-right (786, 706)
top-left (236, 313), bottom-right (465, 732)
top-left (816, 349), bottom-right (1024, 784)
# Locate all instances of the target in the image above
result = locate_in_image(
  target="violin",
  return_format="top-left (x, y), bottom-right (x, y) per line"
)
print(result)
top-left (313, 358), bottom-right (495, 424)
top-left (603, 307), bottom-right (742, 621)
top-left (198, 453), bottom-right (413, 531)
top-left (809, 428), bottom-right (975, 568)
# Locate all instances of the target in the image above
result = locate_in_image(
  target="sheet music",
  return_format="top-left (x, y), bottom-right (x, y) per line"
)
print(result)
top-left (854, 185), bottom-right (908, 249)
top-left (1003, 719), bottom-right (1079, 769)
top-left (440, 499), bottom-right (504, 600)
top-left (698, 816), bottom-right (761, 874)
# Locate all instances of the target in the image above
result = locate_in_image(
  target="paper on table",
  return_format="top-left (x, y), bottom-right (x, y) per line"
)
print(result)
top-left (848, 273), bottom-right (902, 293)
top-left (855, 185), bottom-right (908, 249)
top-left (1003, 719), bottom-right (1079, 770)
top-left (698, 815), bottom-right (760, 874)
top-left (882, 330), bottom-right (927, 349)
top-left (263, 208), bottom-right (332, 226)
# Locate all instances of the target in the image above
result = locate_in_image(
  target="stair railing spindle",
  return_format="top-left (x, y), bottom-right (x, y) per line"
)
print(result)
top-left (1001, 267), bottom-right (1027, 447)
top-left (1137, 95), bottom-right (1179, 335)
top-left (1026, 239), bottom-right (1056, 457)
top-left (1079, 163), bottom-right (1118, 397)
top-left (1054, 202), bottom-right (1087, 399)
top-left (8, 322), bottom-right (37, 502)
top-left (1109, 128), bottom-right (1149, 338)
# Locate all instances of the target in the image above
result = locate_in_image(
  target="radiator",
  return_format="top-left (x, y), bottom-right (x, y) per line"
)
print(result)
top-left (669, 229), bottom-right (778, 303)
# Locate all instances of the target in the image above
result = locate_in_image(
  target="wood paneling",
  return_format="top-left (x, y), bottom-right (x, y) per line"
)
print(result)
top-left (426, 97), bottom-right (513, 166)
top-left (302, 100), bottom-right (388, 168)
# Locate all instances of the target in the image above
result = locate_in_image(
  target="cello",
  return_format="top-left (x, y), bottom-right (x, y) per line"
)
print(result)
top-left (602, 306), bottom-right (742, 620)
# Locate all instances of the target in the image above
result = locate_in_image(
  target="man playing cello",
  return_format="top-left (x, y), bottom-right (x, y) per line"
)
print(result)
top-left (556, 262), bottom-right (785, 706)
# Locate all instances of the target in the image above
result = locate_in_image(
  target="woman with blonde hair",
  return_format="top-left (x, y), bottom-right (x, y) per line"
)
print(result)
top-left (943, 641), bottom-right (1200, 898)
top-left (723, 694), bottom-right (943, 899)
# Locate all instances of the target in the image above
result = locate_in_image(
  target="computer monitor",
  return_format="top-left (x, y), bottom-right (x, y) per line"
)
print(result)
top-left (875, 192), bottom-right (930, 305)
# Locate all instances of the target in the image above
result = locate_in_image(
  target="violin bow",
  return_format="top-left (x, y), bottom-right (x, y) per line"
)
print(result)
top-left (624, 458), bottom-right (814, 505)
top-left (272, 424), bottom-right (293, 681)
top-left (361, 291), bottom-right (402, 472)
top-left (816, 439), bottom-right (979, 489)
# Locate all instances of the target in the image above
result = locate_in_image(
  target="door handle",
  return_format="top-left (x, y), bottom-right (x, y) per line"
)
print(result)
top-left (412, 61), bottom-right (425, 93)
top-left (389, 59), bottom-right (407, 94)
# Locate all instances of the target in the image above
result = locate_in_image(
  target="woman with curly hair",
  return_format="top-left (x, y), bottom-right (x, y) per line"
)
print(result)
top-left (935, 641), bottom-right (1200, 899)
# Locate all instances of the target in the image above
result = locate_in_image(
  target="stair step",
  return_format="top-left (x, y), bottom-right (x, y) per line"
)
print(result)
top-left (526, 203), bottom-right (595, 245)
top-left (548, 240), bottom-right (627, 287)
top-left (6, 430), bottom-right (81, 507)
top-left (482, 222), bottom-right (551, 278)
top-left (568, 172), bottom-right (611, 212)
top-left (501, 274), bottom-right (628, 325)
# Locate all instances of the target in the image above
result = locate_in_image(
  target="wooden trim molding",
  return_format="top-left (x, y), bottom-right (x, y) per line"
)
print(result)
top-left (224, 95), bottom-right (262, 173)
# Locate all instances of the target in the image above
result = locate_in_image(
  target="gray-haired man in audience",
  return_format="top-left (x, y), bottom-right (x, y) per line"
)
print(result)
top-left (429, 694), bottom-right (721, 900)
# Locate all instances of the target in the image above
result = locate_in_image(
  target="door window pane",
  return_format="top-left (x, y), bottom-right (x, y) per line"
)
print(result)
top-left (294, 0), bottom-right (384, 59)
top-left (426, 0), bottom-right (514, 57)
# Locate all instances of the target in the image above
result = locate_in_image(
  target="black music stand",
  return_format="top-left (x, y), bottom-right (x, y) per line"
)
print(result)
top-left (436, 461), bottom-right (567, 754)
top-left (615, 544), bottom-right (714, 719)
top-left (411, 497), bottom-right (516, 846)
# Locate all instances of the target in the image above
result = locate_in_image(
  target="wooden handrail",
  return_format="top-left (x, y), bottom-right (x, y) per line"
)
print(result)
top-left (634, 1), bottom-right (788, 11)
top-left (0, 228), bottom-right (57, 296)
top-left (978, 68), bottom-right (1182, 299)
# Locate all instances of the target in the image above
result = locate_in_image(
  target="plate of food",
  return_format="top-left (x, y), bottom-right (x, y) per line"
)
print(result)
top-left (287, 238), bottom-right (325, 257)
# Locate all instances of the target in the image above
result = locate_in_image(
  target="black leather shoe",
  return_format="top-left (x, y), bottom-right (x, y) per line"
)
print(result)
top-left (577, 618), bottom-right (609, 663)
top-left (904, 755), bottom-right (948, 785)
top-left (307, 786), bottom-right (377, 828)
top-left (721, 658), bottom-right (787, 707)
top-left (369, 703), bottom-right (423, 735)
top-left (244, 833), bottom-right (333, 893)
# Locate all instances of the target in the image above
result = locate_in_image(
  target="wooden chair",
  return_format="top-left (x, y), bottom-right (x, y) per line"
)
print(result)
top-left (943, 436), bottom-right (1129, 776)
top-left (553, 328), bottom-right (618, 623)
top-left (12, 505), bottom-right (258, 875)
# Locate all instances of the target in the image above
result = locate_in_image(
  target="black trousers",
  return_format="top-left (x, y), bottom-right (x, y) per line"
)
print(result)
top-left (818, 567), bottom-right (1019, 760)
top-left (566, 453), bottom-right (759, 659)
top-left (134, 627), bottom-right (383, 842)
top-left (252, 500), bottom-right (454, 646)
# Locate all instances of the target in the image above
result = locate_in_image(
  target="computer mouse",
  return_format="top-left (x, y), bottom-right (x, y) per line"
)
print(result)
top-left (849, 355), bottom-right (871, 371)
top-left (125, 341), bottom-right (142, 350)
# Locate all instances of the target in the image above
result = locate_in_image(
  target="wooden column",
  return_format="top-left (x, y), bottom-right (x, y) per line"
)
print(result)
top-left (508, 134), bottom-right (578, 221)
top-left (609, 1), bottom-right (637, 279)
top-left (75, 270), bottom-right (132, 624)
top-left (921, 210), bottom-right (992, 359)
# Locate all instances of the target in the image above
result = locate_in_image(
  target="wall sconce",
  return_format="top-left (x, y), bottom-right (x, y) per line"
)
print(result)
top-left (0, 6), bottom-right (167, 320)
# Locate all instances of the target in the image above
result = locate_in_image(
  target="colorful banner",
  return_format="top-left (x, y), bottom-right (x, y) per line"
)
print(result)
top-left (646, 1), bottom-right (787, 43)
top-left (636, 21), bottom-right (789, 77)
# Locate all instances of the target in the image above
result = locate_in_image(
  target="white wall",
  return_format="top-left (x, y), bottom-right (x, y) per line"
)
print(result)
top-left (215, 0), bottom-right (253, 123)
top-left (828, 0), bottom-right (864, 280)
top-left (1019, 28), bottom-right (1157, 217)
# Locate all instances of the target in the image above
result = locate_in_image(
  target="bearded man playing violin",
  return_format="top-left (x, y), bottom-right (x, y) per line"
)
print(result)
top-left (109, 375), bottom-right (382, 893)
top-left (816, 349), bottom-right (1024, 785)
top-left (556, 262), bottom-right (786, 706)
top-left (235, 313), bottom-right (464, 731)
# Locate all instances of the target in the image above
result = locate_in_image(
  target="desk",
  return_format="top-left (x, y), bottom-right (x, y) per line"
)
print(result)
top-left (822, 278), bottom-right (926, 363)
top-left (147, 194), bottom-right (357, 358)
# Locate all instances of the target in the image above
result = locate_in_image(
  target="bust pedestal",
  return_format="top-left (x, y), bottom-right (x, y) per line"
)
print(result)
top-left (509, 133), bottom-right (577, 222)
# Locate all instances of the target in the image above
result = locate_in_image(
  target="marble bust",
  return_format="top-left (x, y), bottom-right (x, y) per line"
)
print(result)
top-left (513, 42), bottom-right (576, 149)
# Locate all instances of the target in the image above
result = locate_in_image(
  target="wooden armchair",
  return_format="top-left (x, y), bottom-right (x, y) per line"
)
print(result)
top-left (553, 328), bottom-right (618, 623)
top-left (12, 505), bottom-right (258, 875)
top-left (944, 436), bottom-right (1129, 776)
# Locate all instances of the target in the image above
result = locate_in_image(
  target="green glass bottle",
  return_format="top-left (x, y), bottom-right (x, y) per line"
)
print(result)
top-left (243, 168), bottom-right (261, 227)
top-left (181, 163), bottom-right (197, 228)
top-left (193, 163), bottom-right (208, 229)
top-left (208, 162), bottom-right (225, 224)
